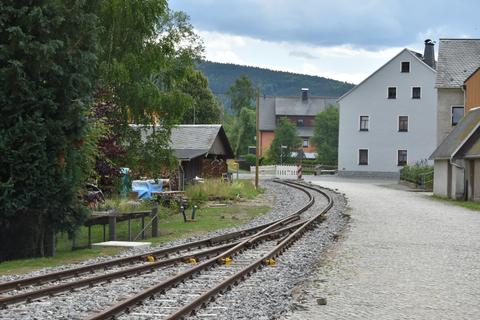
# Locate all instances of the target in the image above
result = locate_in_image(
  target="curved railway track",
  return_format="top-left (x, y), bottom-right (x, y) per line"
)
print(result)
top-left (0, 180), bottom-right (314, 310)
top-left (85, 180), bottom-right (333, 320)
top-left (0, 180), bottom-right (336, 320)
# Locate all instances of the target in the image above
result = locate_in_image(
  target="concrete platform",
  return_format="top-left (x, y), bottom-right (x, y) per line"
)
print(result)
top-left (91, 241), bottom-right (151, 249)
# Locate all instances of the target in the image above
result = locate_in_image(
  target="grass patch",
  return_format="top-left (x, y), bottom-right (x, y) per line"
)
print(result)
top-left (0, 202), bottom-right (270, 276)
top-left (431, 195), bottom-right (480, 211)
top-left (185, 179), bottom-right (263, 204)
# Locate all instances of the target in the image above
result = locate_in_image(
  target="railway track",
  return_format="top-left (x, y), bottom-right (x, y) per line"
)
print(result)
top-left (85, 180), bottom-right (333, 320)
top-left (0, 180), bottom-right (314, 311)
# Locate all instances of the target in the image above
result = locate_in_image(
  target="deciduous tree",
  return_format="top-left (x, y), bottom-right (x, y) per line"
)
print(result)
top-left (268, 118), bottom-right (302, 163)
top-left (312, 106), bottom-right (339, 165)
top-left (226, 75), bottom-right (255, 115)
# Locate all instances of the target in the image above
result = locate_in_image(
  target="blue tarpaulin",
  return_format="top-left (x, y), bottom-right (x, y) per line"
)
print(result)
top-left (132, 180), bottom-right (163, 200)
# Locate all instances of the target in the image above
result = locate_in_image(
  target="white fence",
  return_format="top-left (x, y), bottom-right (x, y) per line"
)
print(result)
top-left (250, 165), bottom-right (276, 175)
top-left (275, 165), bottom-right (298, 179)
top-left (250, 165), bottom-right (298, 179)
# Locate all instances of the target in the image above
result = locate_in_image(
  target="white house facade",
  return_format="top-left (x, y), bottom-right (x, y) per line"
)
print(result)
top-left (338, 45), bottom-right (437, 178)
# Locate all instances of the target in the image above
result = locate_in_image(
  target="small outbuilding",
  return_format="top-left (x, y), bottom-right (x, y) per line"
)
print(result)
top-left (430, 108), bottom-right (480, 200)
top-left (170, 125), bottom-right (234, 188)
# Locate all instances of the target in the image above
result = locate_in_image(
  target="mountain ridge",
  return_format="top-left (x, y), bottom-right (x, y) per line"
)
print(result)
top-left (196, 60), bottom-right (354, 98)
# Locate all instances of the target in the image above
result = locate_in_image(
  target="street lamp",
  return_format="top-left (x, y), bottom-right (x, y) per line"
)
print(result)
top-left (280, 145), bottom-right (287, 165)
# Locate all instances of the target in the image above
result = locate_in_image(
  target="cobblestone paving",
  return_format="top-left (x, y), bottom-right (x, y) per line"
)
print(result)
top-left (282, 176), bottom-right (480, 320)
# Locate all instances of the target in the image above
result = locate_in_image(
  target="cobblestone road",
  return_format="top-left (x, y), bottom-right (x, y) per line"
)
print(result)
top-left (282, 176), bottom-right (480, 320)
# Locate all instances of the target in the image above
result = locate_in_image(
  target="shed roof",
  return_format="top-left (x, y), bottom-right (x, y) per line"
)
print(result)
top-left (130, 124), bottom-right (234, 161)
top-left (170, 125), bottom-right (234, 160)
top-left (435, 39), bottom-right (480, 88)
top-left (429, 108), bottom-right (480, 160)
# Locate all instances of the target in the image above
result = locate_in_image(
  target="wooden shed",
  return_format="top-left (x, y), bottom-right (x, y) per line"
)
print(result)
top-left (170, 125), bottom-right (234, 189)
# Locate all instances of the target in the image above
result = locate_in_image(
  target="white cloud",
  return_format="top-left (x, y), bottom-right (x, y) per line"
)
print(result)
top-left (198, 30), bottom-right (407, 84)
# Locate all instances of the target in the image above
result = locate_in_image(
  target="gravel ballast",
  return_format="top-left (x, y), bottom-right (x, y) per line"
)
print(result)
top-left (0, 180), bottom-right (338, 320)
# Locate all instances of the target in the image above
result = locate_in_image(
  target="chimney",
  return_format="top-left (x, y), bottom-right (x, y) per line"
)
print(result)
top-left (301, 88), bottom-right (309, 101)
top-left (423, 39), bottom-right (435, 69)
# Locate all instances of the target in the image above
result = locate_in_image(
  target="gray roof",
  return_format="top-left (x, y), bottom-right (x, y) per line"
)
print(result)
top-left (275, 97), bottom-right (337, 116)
top-left (259, 96), bottom-right (276, 131)
top-left (170, 125), bottom-right (234, 160)
top-left (430, 108), bottom-right (480, 160)
top-left (130, 124), bottom-right (233, 160)
top-left (435, 39), bottom-right (480, 88)
top-left (259, 95), bottom-right (337, 130)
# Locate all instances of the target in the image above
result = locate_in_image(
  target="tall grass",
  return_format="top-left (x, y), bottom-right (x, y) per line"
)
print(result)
top-left (185, 179), bottom-right (262, 204)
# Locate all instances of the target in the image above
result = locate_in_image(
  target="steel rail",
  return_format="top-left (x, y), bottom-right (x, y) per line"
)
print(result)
top-left (0, 216), bottom-right (306, 308)
top-left (0, 181), bottom-right (306, 294)
top-left (85, 180), bottom-right (315, 320)
top-left (165, 181), bottom-right (333, 319)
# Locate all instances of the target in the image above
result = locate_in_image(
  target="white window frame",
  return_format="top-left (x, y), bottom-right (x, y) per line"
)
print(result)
top-left (398, 115), bottom-right (409, 132)
top-left (359, 115), bottom-right (369, 131)
top-left (302, 138), bottom-right (309, 148)
top-left (411, 86), bottom-right (421, 99)
top-left (397, 149), bottom-right (408, 166)
top-left (401, 61), bottom-right (410, 73)
top-left (358, 148), bottom-right (369, 166)
top-left (387, 86), bottom-right (397, 99)
top-left (451, 105), bottom-right (464, 126)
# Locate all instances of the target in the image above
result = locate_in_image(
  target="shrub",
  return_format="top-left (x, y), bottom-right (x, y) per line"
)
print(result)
top-left (400, 163), bottom-right (434, 189)
top-left (185, 179), bottom-right (262, 204)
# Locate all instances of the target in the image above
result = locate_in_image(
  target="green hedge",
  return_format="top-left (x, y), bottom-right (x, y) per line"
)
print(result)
top-left (400, 164), bottom-right (434, 189)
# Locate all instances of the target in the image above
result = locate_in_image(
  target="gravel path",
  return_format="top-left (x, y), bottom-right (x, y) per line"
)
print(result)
top-left (282, 176), bottom-right (480, 320)
top-left (0, 180), bottom-right (316, 320)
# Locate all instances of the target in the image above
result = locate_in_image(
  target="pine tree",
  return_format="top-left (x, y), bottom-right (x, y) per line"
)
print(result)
top-left (0, 0), bottom-right (99, 260)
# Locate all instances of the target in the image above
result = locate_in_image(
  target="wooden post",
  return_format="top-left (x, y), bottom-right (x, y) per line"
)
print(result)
top-left (103, 224), bottom-right (106, 242)
top-left (151, 207), bottom-right (159, 238)
top-left (141, 214), bottom-right (146, 240)
top-left (255, 88), bottom-right (260, 189)
top-left (128, 218), bottom-right (132, 241)
top-left (108, 213), bottom-right (116, 241)
top-left (88, 226), bottom-right (92, 248)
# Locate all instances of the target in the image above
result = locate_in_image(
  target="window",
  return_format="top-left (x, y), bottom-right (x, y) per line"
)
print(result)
top-left (452, 106), bottom-right (464, 126)
top-left (412, 87), bottom-right (421, 99)
top-left (359, 149), bottom-right (368, 165)
top-left (388, 87), bottom-right (397, 99)
top-left (297, 119), bottom-right (304, 127)
top-left (398, 116), bottom-right (408, 132)
top-left (303, 138), bottom-right (309, 148)
top-left (401, 62), bottom-right (410, 73)
top-left (359, 116), bottom-right (369, 131)
top-left (398, 150), bottom-right (407, 166)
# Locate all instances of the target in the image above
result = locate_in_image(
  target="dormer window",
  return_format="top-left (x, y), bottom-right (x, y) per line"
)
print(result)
top-left (297, 119), bottom-right (304, 127)
top-left (401, 61), bottom-right (410, 73)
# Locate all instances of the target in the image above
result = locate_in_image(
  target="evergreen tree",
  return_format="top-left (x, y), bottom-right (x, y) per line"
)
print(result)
top-left (312, 106), bottom-right (339, 165)
top-left (268, 118), bottom-right (302, 163)
top-left (0, 0), bottom-right (99, 260)
top-left (180, 70), bottom-right (223, 124)
top-left (226, 75), bottom-right (255, 115)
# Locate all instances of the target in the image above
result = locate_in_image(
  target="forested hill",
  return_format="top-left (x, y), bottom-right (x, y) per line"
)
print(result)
top-left (196, 60), bottom-right (354, 97)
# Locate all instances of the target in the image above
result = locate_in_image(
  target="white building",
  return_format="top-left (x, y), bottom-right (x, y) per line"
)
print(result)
top-left (338, 41), bottom-right (437, 178)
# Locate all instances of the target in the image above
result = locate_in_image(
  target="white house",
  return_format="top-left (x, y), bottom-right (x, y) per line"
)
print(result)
top-left (338, 41), bottom-right (437, 178)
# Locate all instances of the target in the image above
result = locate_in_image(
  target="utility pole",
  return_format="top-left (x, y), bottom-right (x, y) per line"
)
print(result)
top-left (255, 88), bottom-right (260, 188)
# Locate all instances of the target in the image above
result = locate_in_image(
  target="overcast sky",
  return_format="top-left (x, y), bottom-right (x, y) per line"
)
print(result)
top-left (170, 0), bottom-right (480, 84)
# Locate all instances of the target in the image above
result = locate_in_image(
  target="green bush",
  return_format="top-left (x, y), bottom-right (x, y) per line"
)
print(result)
top-left (185, 179), bottom-right (262, 204)
top-left (400, 163), bottom-right (434, 189)
top-left (244, 154), bottom-right (257, 166)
